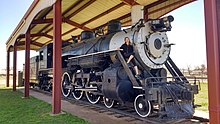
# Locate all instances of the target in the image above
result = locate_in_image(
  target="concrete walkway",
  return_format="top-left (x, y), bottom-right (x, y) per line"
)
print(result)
top-left (18, 88), bottom-right (209, 124)
top-left (19, 88), bottom-right (143, 124)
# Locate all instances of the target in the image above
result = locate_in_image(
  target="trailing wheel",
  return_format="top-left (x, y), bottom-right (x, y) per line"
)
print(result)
top-left (61, 72), bottom-right (72, 97)
top-left (85, 83), bottom-right (100, 104)
top-left (72, 77), bottom-right (84, 100)
top-left (103, 97), bottom-right (115, 108)
top-left (134, 94), bottom-right (152, 117)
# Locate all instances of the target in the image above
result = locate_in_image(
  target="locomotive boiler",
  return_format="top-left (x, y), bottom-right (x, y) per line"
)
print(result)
top-left (25, 14), bottom-right (198, 119)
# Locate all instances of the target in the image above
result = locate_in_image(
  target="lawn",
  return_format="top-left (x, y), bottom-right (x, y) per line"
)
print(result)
top-left (0, 86), bottom-right (89, 124)
top-left (194, 82), bottom-right (208, 112)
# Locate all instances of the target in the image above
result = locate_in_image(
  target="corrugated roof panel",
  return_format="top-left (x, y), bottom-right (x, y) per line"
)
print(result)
top-left (6, 0), bottom-right (196, 51)
top-left (70, 0), bottom-right (120, 24)
top-left (62, 0), bottom-right (78, 13)
top-left (62, 0), bottom-right (90, 18)
top-left (62, 23), bottom-right (76, 34)
top-left (36, 37), bottom-right (51, 44)
top-left (85, 5), bottom-right (130, 29)
top-left (16, 44), bottom-right (41, 51)
top-left (63, 28), bottom-right (83, 40)
top-left (31, 24), bottom-right (51, 34)
top-left (121, 16), bottom-right (131, 26)
top-left (136, 0), bottom-right (158, 6)
top-left (46, 0), bottom-right (82, 19)
top-left (149, 0), bottom-right (179, 12)
top-left (43, 25), bottom-right (53, 33)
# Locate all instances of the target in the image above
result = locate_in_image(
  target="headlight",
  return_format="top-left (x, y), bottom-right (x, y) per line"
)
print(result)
top-left (149, 15), bottom-right (174, 32)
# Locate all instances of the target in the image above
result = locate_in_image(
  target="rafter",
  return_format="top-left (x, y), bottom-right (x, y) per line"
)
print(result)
top-left (17, 41), bottom-right (44, 47)
top-left (18, 33), bottom-right (53, 39)
top-left (121, 0), bottom-right (139, 6)
top-left (64, 18), bottom-right (132, 42)
top-left (82, 2), bottom-right (126, 26)
top-left (31, 0), bottom-right (132, 44)
top-left (43, 34), bottom-right (53, 39)
top-left (32, 42), bottom-right (44, 47)
top-left (30, 7), bottom-right (53, 30)
top-left (32, 0), bottom-right (96, 42)
top-left (32, 18), bottom-right (53, 25)
top-left (61, 3), bottom-right (126, 37)
top-left (63, 18), bottom-right (91, 30)
top-left (94, 13), bottom-right (131, 30)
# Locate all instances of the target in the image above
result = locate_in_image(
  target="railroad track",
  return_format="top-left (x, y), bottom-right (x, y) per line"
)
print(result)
top-left (31, 88), bottom-right (209, 124)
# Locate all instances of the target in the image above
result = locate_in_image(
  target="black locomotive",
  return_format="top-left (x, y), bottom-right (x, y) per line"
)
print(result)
top-left (25, 16), bottom-right (198, 119)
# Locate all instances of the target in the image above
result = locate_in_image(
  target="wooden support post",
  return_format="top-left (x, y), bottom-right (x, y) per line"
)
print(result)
top-left (6, 49), bottom-right (10, 87)
top-left (13, 43), bottom-right (17, 91)
top-left (204, 0), bottom-right (220, 123)
top-left (52, 0), bottom-right (62, 114)
top-left (25, 29), bottom-right (30, 97)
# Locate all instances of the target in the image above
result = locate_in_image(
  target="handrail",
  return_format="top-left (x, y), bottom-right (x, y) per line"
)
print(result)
top-left (68, 49), bottom-right (122, 59)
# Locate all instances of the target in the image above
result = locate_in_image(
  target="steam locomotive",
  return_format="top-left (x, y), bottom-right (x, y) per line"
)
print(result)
top-left (25, 15), bottom-right (198, 119)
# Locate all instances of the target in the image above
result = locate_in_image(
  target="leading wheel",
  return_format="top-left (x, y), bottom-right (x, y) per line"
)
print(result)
top-left (61, 72), bottom-right (72, 97)
top-left (72, 77), bottom-right (84, 100)
top-left (85, 83), bottom-right (100, 104)
top-left (134, 94), bottom-right (152, 117)
top-left (103, 97), bottom-right (115, 108)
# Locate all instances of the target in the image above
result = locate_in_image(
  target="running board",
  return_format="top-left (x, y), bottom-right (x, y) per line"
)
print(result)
top-left (75, 87), bottom-right (97, 91)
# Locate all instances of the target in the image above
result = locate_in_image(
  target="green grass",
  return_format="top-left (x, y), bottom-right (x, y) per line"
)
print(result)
top-left (194, 82), bottom-right (208, 112)
top-left (0, 86), bottom-right (89, 124)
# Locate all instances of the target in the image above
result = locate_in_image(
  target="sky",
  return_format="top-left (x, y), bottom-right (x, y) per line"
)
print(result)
top-left (0, 0), bottom-right (205, 71)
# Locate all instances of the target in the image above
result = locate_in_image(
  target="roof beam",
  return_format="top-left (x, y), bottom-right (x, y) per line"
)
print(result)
top-left (63, 18), bottom-right (91, 30)
top-left (31, 42), bottom-right (44, 47)
top-left (61, 3), bottom-right (126, 37)
top-left (45, 13), bottom-right (131, 44)
top-left (62, 27), bottom-right (77, 36)
top-left (94, 13), bottom-right (131, 30)
top-left (30, 7), bottom-right (53, 30)
top-left (43, 34), bottom-right (53, 39)
top-left (31, 0), bottom-right (130, 44)
top-left (82, 2), bottom-right (126, 26)
top-left (32, 18), bottom-right (53, 25)
top-left (17, 41), bottom-right (44, 47)
top-left (18, 33), bottom-right (53, 39)
top-left (66, 0), bottom-right (96, 19)
top-left (64, 19), bottom-right (132, 42)
top-left (121, 0), bottom-right (139, 6)
top-left (32, 0), bottom-right (84, 41)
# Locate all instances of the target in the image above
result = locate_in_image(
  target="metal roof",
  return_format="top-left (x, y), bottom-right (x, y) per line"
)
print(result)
top-left (6, 0), bottom-right (196, 51)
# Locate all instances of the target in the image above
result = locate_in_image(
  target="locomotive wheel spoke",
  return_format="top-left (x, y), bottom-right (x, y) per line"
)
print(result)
top-left (85, 83), bottom-right (100, 104)
top-left (61, 72), bottom-right (72, 97)
top-left (134, 94), bottom-right (152, 117)
top-left (72, 78), bottom-right (84, 100)
top-left (103, 97), bottom-right (115, 108)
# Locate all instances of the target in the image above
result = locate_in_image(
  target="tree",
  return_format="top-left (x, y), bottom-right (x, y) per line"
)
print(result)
top-left (187, 65), bottom-right (192, 75)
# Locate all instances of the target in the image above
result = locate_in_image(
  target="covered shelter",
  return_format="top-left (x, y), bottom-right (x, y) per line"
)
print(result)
top-left (7, 0), bottom-right (220, 123)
